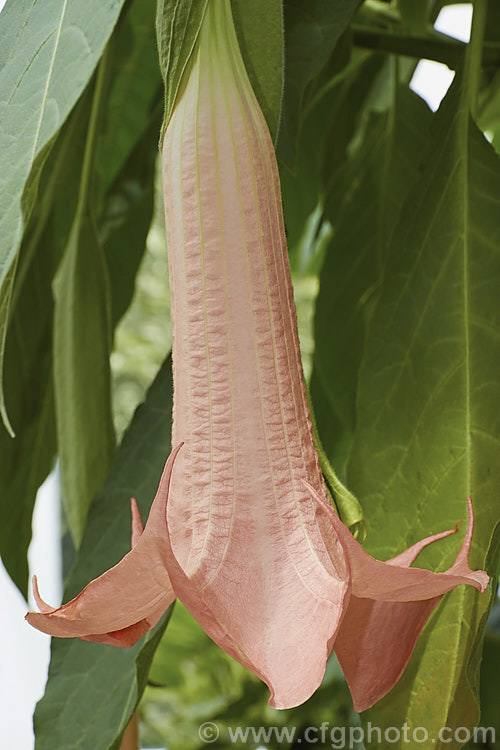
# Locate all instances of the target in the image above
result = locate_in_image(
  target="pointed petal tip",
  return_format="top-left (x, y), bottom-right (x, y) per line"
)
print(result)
top-left (31, 575), bottom-right (55, 614)
top-left (130, 497), bottom-right (144, 548)
top-left (448, 498), bottom-right (489, 592)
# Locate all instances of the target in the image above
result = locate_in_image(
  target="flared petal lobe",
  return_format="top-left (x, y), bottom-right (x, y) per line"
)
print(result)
top-left (25, 449), bottom-right (180, 645)
top-left (162, 1), bottom-right (350, 708)
top-left (306, 484), bottom-right (488, 711)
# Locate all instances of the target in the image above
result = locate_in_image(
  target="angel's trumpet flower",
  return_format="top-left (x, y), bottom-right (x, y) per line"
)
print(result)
top-left (27, 0), bottom-right (488, 712)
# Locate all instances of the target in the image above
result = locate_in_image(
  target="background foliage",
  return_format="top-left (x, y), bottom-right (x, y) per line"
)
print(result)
top-left (1, 0), bottom-right (499, 748)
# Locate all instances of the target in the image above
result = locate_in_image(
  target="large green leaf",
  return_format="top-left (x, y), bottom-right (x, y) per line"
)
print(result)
top-left (347, 67), bottom-right (500, 747)
top-left (0, 97), bottom-right (86, 593)
top-left (35, 356), bottom-right (174, 750)
top-left (479, 628), bottom-right (500, 748)
top-left (53, 211), bottom-right (116, 544)
top-left (52, 0), bottom-right (163, 543)
top-left (277, 0), bottom-right (360, 170)
top-left (312, 86), bottom-right (432, 468)
top-left (0, 221), bottom-right (57, 595)
top-left (398, 0), bottom-right (430, 34)
top-left (281, 52), bottom-right (384, 275)
top-left (230, 0), bottom-right (283, 141)
top-left (94, 0), bottom-right (162, 204)
top-left (51, 57), bottom-right (115, 546)
top-left (102, 103), bottom-right (162, 329)
top-left (0, 0), bottom-right (127, 432)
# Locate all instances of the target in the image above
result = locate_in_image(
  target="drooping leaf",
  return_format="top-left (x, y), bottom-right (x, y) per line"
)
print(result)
top-left (0, 94), bottom-right (91, 593)
top-left (312, 86), bottom-right (432, 468)
top-left (398, 0), bottom-right (431, 34)
top-left (480, 629), bottom-right (500, 747)
top-left (53, 211), bottom-right (116, 545)
top-left (52, 67), bottom-right (116, 549)
top-left (0, 0), bottom-right (127, 431)
top-left (52, 3), bottom-right (163, 542)
top-left (230, 0), bottom-right (283, 141)
top-left (102, 102), bottom-right (162, 329)
top-left (276, 0), bottom-right (360, 170)
top-left (34, 356), bottom-right (174, 750)
top-left (281, 52), bottom-right (383, 274)
top-left (0, 223), bottom-right (57, 595)
top-left (348, 69), bottom-right (500, 746)
top-left (94, 0), bottom-right (162, 204)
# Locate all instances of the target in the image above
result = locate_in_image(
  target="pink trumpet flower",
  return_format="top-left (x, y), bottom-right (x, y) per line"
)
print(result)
top-left (27, 0), bottom-right (488, 712)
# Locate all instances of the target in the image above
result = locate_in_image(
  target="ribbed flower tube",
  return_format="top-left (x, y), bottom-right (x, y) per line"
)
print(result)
top-left (161, 0), bottom-right (349, 708)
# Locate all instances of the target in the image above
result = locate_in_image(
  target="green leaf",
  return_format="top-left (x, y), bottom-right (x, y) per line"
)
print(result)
top-left (34, 356), bottom-right (174, 750)
top-left (479, 70), bottom-right (500, 155)
top-left (93, 0), bottom-right (163, 328)
top-left (480, 629), bottom-right (500, 747)
top-left (0, 225), bottom-right (57, 595)
top-left (102, 104), bottom-right (162, 328)
top-left (52, 7), bottom-right (161, 542)
top-left (0, 95), bottom-right (91, 592)
top-left (312, 86), bottom-right (432, 469)
top-left (0, 261), bottom-right (17, 436)
top-left (0, 0), bottom-right (128, 432)
top-left (398, 0), bottom-right (430, 34)
top-left (276, 0), bottom-right (360, 170)
top-left (281, 52), bottom-right (383, 274)
top-left (156, 0), bottom-right (210, 139)
top-left (53, 212), bottom-right (115, 545)
top-left (230, 0), bottom-right (283, 141)
top-left (348, 69), bottom-right (500, 745)
top-left (94, 0), bottom-right (162, 204)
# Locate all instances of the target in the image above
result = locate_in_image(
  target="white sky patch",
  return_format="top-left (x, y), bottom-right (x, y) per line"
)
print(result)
top-left (435, 3), bottom-right (473, 43)
top-left (0, 472), bottom-right (61, 750)
top-left (410, 61), bottom-right (455, 112)
top-left (410, 4), bottom-right (473, 111)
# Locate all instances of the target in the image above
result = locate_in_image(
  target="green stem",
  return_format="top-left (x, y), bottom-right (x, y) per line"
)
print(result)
top-left (465, 0), bottom-right (488, 120)
top-left (352, 25), bottom-right (500, 71)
